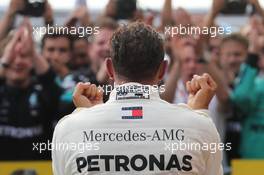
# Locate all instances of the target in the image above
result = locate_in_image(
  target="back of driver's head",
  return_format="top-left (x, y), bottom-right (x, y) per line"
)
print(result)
top-left (110, 22), bottom-right (165, 82)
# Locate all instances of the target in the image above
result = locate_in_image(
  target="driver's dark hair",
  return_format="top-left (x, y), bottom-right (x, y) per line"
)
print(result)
top-left (110, 22), bottom-right (164, 81)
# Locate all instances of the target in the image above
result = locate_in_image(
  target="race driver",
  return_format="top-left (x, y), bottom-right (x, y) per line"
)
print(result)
top-left (52, 22), bottom-right (223, 175)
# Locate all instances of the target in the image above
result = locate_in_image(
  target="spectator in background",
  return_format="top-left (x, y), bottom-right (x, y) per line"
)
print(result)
top-left (41, 31), bottom-right (75, 117)
top-left (161, 44), bottom-right (199, 104)
top-left (88, 18), bottom-right (118, 80)
top-left (0, 20), bottom-right (60, 160)
top-left (220, 34), bottom-right (248, 85)
top-left (64, 3), bottom-right (92, 72)
top-left (69, 35), bottom-right (90, 71)
top-left (88, 18), bottom-right (119, 101)
top-left (41, 31), bottom-right (72, 80)
top-left (41, 29), bottom-right (98, 118)
top-left (212, 34), bottom-right (249, 162)
top-left (229, 29), bottom-right (264, 158)
top-left (70, 34), bottom-right (98, 85)
top-left (204, 0), bottom-right (264, 161)
top-left (159, 0), bottom-right (200, 104)
top-left (159, 0), bottom-right (251, 168)
top-left (207, 36), bottom-right (222, 64)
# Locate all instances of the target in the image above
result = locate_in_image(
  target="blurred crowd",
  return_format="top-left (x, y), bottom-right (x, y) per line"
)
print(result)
top-left (0, 0), bottom-right (264, 171)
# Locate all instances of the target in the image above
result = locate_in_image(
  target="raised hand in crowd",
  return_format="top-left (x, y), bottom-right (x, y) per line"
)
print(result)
top-left (0, 0), bottom-right (54, 42)
top-left (248, 29), bottom-right (261, 54)
top-left (160, 0), bottom-right (173, 29)
top-left (103, 0), bottom-right (116, 19)
top-left (65, 6), bottom-right (91, 28)
top-left (21, 19), bottom-right (50, 74)
top-left (0, 28), bottom-right (22, 77)
top-left (248, 0), bottom-right (264, 19)
top-left (211, 0), bottom-right (225, 18)
top-left (159, 58), bottom-right (181, 103)
top-left (43, 1), bottom-right (54, 26)
top-left (1, 18), bottom-right (49, 77)
top-left (0, 0), bottom-right (24, 41)
top-left (200, 0), bottom-right (225, 49)
top-left (247, 27), bottom-right (264, 69)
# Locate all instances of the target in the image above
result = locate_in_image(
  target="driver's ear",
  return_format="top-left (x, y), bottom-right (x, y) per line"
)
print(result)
top-left (158, 60), bottom-right (168, 80)
top-left (106, 58), bottom-right (115, 80)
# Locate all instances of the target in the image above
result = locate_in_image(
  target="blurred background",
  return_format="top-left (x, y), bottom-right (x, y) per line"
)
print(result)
top-left (1, 0), bottom-right (262, 29)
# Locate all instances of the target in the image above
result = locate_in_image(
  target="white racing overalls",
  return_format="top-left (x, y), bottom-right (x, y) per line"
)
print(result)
top-left (52, 83), bottom-right (223, 175)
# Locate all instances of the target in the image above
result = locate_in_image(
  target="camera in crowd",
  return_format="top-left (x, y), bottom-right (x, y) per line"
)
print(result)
top-left (115, 0), bottom-right (137, 20)
top-left (221, 0), bottom-right (255, 14)
top-left (18, 0), bottom-right (46, 17)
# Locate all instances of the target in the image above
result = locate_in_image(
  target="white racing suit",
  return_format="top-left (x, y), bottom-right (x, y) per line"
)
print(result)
top-left (52, 83), bottom-right (223, 175)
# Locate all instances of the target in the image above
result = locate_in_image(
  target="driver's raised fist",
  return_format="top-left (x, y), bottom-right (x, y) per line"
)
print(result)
top-left (73, 82), bottom-right (103, 108)
top-left (186, 73), bottom-right (217, 110)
